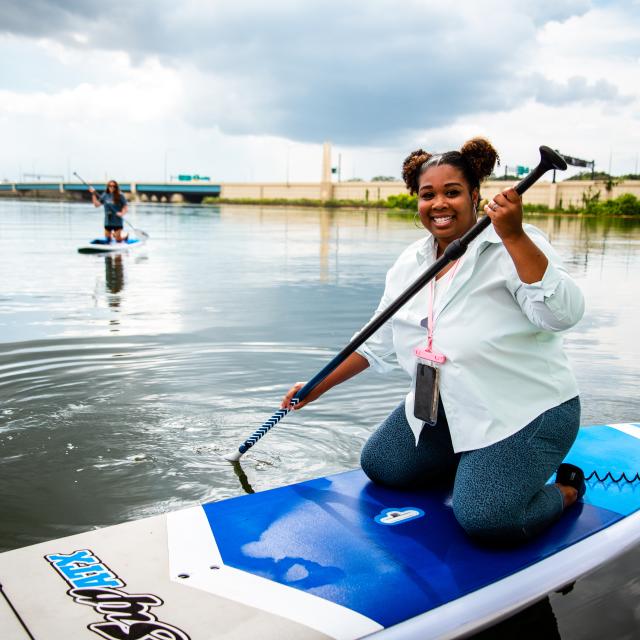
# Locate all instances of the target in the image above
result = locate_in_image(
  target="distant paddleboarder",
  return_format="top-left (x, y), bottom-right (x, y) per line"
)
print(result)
top-left (89, 179), bottom-right (129, 243)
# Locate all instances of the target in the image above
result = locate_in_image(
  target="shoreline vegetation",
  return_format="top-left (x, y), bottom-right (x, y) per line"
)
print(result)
top-left (3, 190), bottom-right (639, 218)
top-left (203, 192), bottom-right (640, 217)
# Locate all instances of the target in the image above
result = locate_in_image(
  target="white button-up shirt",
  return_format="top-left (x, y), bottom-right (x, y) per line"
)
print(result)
top-left (356, 223), bottom-right (584, 452)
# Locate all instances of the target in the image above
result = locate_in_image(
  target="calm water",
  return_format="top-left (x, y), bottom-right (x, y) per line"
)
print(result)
top-left (1, 199), bottom-right (639, 637)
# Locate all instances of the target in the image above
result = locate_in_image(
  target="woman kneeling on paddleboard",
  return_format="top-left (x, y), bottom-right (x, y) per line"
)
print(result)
top-left (282, 137), bottom-right (586, 543)
top-left (90, 179), bottom-right (129, 242)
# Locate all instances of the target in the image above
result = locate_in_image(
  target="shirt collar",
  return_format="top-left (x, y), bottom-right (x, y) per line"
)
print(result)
top-left (415, 220), bottom-right (502, 265)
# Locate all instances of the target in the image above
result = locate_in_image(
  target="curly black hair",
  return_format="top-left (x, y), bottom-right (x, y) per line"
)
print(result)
top-left (402, 137), bottom-right (500, 195)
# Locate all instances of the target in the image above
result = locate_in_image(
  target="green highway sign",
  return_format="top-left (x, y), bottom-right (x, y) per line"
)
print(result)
top-left (178, 174), bottom-right (211, 181)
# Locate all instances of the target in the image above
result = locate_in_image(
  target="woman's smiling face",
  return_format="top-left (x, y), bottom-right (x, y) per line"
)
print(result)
top-left (417, 164), bottom-right (478, 248)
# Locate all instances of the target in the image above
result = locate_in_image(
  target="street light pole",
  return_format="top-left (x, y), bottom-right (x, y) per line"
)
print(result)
top-left (164, 148), bottom-right (176, 183)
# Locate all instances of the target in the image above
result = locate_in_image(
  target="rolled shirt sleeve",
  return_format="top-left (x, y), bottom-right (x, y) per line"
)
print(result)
top-left (509, 229), bottom-right (585, 332)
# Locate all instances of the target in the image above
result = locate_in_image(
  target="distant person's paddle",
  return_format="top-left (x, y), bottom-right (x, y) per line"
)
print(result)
top-left (223, 145), bottom-right (568, 463)
top-left (73, 172), bottom-right (150, 240)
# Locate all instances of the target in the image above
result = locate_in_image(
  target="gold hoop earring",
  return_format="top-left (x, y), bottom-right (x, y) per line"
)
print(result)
top-left (413, 211), bottom-right (422, 229)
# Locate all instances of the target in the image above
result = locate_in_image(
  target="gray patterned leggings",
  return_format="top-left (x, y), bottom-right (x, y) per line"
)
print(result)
top-left (360, 396), bottom-right (580, 542)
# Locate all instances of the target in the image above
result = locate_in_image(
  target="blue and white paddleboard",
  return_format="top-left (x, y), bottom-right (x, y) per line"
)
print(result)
top-left (1, 423), bottom-right (639, 639)
top-left (77, 238), bottom-right (145, 254)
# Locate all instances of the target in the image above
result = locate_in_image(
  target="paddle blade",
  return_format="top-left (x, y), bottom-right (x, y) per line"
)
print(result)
top-left (223, 450), bottom-right (243, 462)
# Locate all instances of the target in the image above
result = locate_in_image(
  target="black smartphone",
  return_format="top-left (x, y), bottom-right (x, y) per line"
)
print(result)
top-left (414, 362), bottom-right (440, 425)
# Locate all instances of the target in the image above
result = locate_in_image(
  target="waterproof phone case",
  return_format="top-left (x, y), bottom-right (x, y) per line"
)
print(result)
top-left (413, 360), bottom-right (440, 425)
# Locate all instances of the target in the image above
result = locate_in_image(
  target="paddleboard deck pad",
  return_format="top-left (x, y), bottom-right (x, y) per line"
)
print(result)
top-left (77, 238), bottom-right (144, 254)
top-left (1, 423), bottom-right (639, 639)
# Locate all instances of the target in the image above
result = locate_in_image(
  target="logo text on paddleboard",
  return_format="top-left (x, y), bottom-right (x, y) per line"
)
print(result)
top-left (45, 549), bottom-right (190, 640)
top-left (374, 507), bottom-right (425, 525)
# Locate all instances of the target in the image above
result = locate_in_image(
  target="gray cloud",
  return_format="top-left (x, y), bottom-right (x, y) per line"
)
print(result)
top-left (528, 74), bottom-right (634, 107)
top-left (508, 0), bottom-right (592, 26)
top-left (2, 0), bottom-right (632, 145)
top-left (0, 0), bottom-right (107, 37)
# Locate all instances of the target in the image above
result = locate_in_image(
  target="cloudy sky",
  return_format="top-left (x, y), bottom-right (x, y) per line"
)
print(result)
top-left (1, 0), bottom-right (639, 183)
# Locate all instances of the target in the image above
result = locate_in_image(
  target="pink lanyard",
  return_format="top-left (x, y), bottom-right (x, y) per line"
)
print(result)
top-left (416, 258), bottom-right (463, 364)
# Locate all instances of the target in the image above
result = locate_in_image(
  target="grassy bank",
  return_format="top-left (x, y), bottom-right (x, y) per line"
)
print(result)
top-left (202, 193), bottom-right (417, 210)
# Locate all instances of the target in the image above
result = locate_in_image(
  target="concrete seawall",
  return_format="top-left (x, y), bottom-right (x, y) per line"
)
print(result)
top-left (220, 179), bottom-right (640, 209)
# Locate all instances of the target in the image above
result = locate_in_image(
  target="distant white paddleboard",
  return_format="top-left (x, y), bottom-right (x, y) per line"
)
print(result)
top-left (1, 423), bottom-right (639, 639)
top-left (77, 238), bottom-right (145, 254)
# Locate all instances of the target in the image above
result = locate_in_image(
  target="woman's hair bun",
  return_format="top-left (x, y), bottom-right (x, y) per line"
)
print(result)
top-left (402, 137), bottom-right (499, 194)
top-left (402, 149), bottom-right (432, 195)
top-left (460, 137), bottom-right (500, 182)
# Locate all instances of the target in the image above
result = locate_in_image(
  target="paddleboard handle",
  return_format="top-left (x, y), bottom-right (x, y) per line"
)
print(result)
top-left (224, 145), bottom-right (567, 462)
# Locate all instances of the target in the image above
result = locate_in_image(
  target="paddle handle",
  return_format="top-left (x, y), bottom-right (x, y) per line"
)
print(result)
top-left (225, 145), bottom-right (567, 460)
top-left (73, 172), bottom-right (95, 192)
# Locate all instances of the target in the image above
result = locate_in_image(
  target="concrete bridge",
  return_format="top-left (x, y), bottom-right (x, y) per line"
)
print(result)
top-left (0, 181), bottom-right (221, 203)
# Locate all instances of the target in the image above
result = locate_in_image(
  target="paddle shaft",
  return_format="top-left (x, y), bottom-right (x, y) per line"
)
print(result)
top-left (73, 172), bottom-right (100, 198)
top-left (224, 146), bottom-right (566, 460)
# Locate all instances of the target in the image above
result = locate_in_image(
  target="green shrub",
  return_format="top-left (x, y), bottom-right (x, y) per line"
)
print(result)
top-left (384, 193), bottom-right (418, 209)
top-left (591, 193), bottom-right (640, 216)
top-left (522, 203), bottom-right (551, 213)
top-left (581, 186), bottom-right (601, 213)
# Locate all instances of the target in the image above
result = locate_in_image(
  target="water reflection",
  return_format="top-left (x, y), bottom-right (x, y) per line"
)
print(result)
top-left (527, 214), bottom-right (640, 277)
top-left (471, 596), bottom-right (561, 639)
top-left (105, 254), bottom-right (125, 296)
top-left (104, 254), bottom-right (125, 331)
top-left (319, 209), bottom-right (337, 283)
top-left (232, 461), bottom-right (255, 494)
